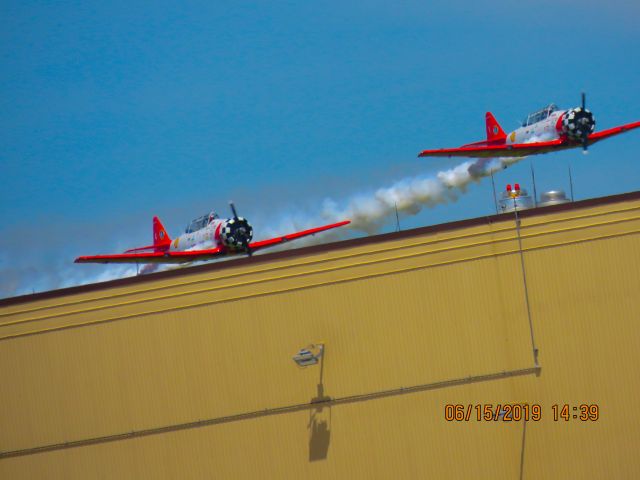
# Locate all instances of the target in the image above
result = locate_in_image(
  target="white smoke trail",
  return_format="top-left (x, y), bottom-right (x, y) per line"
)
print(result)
top-left (62, 264), bottom-right (140, 287)
top-left (262, 155), bottom-right (526, 243)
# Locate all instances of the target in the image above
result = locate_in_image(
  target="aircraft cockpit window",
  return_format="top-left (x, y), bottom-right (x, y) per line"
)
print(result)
top-left (539, 105), bottom-right (556, 121)
top-left (523, 104), bottom-right (559, 126)
top-left (185, 215), bottom-right (210, 233)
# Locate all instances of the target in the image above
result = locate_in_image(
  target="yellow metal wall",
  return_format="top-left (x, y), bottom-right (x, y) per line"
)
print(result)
top-left (1, 197), bottom-right (639, 478)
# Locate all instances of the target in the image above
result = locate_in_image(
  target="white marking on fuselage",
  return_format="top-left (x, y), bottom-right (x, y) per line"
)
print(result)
top-left (169, 219), bottom-right (226, 252)
top-left (506, 110), bottom-right (566, 144)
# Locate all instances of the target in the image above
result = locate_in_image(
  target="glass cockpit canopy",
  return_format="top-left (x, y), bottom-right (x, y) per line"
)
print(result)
top-left (522, 104), bottom-right (558, 127)
top-left (185, 211), bottom-right (219, 233)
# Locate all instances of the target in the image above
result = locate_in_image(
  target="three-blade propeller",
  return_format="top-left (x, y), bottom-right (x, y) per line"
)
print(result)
top-left (229, 201), bottom-right (252, 256)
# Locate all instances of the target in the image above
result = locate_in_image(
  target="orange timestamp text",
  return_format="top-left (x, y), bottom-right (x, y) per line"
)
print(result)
top-left (444, 403), bottom-right (601, 422)
top-left (444, 403), bottom-right (541, 422)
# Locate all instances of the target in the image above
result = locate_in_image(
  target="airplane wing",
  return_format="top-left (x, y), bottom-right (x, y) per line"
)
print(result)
top-left (418, 120), bottom-right (640, 159)
top-left (74, 220), bottom-right (351, 264)
top-left (587, 120), bottom-right (640, 142)
top-left (74, 247), bottom-right (225, 264)
top-left (418, 139), bottom-right (566, 159)
top-left (247, 220), bottom-right (350, 252)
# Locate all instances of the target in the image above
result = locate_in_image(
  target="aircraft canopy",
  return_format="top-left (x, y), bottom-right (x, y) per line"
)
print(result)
top-left (185, 211), bottom-right (218, 233)
top-left (522, 104), bottom-right (558, 127)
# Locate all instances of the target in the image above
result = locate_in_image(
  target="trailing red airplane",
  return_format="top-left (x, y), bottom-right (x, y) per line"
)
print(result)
top-left (418, 94), bottom-right (640, 159)
top-left (75, 203), bottom-right (350, 264)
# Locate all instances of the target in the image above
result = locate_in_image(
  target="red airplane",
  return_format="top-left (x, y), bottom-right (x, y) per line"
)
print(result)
top-left (418, 94), bottom-right (640, 159)
top-left (75, 202), bottom-right (350, 264)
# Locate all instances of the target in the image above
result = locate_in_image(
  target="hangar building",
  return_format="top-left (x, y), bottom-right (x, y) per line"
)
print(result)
top-left (1, 191), bottom-right (639, 478)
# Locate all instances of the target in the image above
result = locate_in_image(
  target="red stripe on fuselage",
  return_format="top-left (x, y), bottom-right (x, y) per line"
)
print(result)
top-left (214, 223), bottom-right (222, 243)
top-left (555, 112), bottom-right (565, 133)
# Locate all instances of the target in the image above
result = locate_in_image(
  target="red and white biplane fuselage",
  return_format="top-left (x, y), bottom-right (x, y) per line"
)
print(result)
top-left (75, 204), bottom-right (350, 264)
top-left (419, 95), bottom-right (640, 159)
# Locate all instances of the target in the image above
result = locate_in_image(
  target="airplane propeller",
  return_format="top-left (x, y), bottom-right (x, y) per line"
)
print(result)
top-left (581, 92), bottom-right (589, 154)
top-left (562, 92), bottom-right (595, 155)
top-left (228, 201), bottom-right (252, 256)
top-left (229, 201), bottom-right (239, 220)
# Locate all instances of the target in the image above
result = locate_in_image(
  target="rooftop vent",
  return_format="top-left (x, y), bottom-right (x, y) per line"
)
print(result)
top-left (538, 190), bottom-right (570, 207)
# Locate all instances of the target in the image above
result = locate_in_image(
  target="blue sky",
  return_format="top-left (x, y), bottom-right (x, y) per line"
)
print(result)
top-left (1, 1), bottom-right (639, 297)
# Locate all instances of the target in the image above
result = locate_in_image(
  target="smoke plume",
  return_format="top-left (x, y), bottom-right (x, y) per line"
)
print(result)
top-left (264, 155), bottom-right (525, 242)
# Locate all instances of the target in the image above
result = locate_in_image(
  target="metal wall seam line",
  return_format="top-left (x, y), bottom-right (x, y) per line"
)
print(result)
top-left (1, 228), bottom-right (638, 342)
top-left (2, 203), bottom-right (638, 318)
top-left (2, 215), bottom-right (638, 328)
top-left (0, 366), bottom-right (540, 460)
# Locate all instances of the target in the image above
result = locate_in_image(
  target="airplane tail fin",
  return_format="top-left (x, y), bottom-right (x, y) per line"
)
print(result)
top-left (153, 216), bottom-right (172, 252)
top-left (122, 216), bottom-right (172, 254)
top-left (485, 112), bottom-right (507, 144)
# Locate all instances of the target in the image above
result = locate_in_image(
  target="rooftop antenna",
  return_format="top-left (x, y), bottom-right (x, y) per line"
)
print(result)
top-left (530, 161), bottom-right (538, 207)
top-left (394, 202), bottom-right (401, 232)
top-left (568, 164), bottom-right (575, 201)
top-left (490, 168), bottom-right (499, 215)
top-left (512, 193), bottom-right (539, 367)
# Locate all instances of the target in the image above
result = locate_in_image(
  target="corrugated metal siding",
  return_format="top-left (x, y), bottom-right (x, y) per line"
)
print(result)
top-left (1, 196), bottom-right (639, 478)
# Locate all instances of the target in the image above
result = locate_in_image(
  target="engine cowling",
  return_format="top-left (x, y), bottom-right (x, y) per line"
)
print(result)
top-left (220, 217), bottom-right (253, 250)
top-left (561, 107), bottom-right (596, 141)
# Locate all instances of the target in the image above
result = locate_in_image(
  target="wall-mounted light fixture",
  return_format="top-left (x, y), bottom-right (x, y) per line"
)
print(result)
top-left (293, 343), bottom-right (324, 367)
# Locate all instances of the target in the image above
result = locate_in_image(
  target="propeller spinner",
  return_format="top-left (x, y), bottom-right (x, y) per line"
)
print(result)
top-left (561, 92), bottom-right (596, 154)
top-left (226, 201), bottom-right (253, 256)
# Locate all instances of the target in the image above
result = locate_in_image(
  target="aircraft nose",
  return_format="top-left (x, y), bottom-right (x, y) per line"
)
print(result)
top-left (236, 226), bottom-right (248, 241)
top-left (221, 218), bottom-right (254, 249)
top-left (562, 108), bottom-right (596, 141)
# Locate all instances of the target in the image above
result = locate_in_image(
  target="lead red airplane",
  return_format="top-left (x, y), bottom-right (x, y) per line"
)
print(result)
top-left (75, 202), bottom-right (350, 264)
top-left (418, 94), bottom-right (640, 159)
